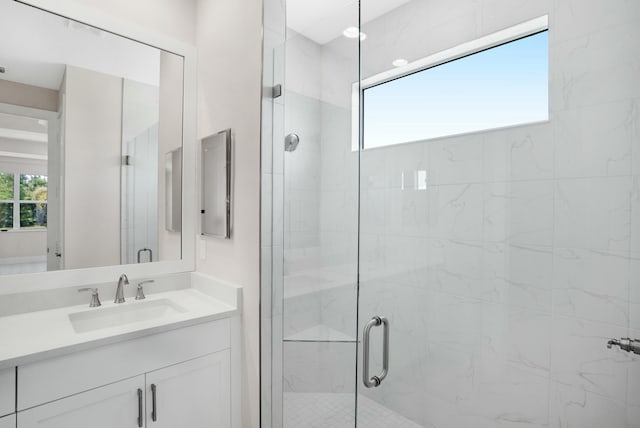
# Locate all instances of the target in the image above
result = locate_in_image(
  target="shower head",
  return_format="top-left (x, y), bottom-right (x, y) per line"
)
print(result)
top-left (285, 133), bottom-right (299, 152)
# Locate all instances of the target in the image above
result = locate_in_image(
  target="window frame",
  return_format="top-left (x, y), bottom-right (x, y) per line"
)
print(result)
top-left (352, 15), bottom-right (549, 151)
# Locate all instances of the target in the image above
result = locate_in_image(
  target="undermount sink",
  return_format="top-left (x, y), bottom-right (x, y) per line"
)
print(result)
top-left (69, 299), bottom-right (188, 334)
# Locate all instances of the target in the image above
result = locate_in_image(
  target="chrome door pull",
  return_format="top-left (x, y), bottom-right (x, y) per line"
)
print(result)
top-left (362, 315), bottom-right (390, 388)
top-left (137, 388), bottom-right (143, 427)
top-left (151, 383), bottom-right (157, 421)
top-left (607, 338), bottom-right (640, 355)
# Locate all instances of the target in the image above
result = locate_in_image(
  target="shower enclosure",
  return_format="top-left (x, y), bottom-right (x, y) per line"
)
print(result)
top-left (261, 1), bottom-right (640, 426)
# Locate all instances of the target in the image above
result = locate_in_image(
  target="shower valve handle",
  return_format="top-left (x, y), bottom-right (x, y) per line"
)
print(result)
top-left (607, 338), bottom-right (640, 355)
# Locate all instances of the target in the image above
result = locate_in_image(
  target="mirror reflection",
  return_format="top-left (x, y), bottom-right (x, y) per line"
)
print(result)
top-left (0, 1), bottom-right (184, 275)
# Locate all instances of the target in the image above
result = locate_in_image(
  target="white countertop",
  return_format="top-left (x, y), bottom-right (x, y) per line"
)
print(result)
top-left (0, 287), bottom-right (238, 369)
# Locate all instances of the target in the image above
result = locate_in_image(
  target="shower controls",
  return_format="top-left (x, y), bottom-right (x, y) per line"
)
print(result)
top-left (607, 338), bottom-right (640, 355)
top-left (362, 315), bottom-right (390, 388)
top-left (284, 133), bottom-right (299, 152)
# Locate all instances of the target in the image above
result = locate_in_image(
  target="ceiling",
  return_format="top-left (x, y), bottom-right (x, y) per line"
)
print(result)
top-left (0, 0), bottom-right (161, 91)
top-left (286, 0), bottom-right (412, 45)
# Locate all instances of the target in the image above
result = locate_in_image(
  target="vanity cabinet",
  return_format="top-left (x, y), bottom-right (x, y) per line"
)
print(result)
top-left (15, 319), bottom-right (234, 428)
top-left (18, 351), bottom-right (230, 428)
top-left (18, 376), bottom-right (145, 428)
top-left (0, 414), bottom-right (16, 428)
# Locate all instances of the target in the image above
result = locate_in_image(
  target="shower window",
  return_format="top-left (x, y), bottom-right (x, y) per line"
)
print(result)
top-left (356, 18), bottom-right (549, 150)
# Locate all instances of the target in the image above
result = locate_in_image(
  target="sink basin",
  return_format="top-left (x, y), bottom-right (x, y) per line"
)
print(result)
top-left (69, 299), bottom-right (187, 333)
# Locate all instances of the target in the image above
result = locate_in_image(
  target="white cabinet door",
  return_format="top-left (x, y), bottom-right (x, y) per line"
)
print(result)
top-left (146, 351), bottom-right (230, 428)
top-left (18, 376), bottom-right (145, 428)
top-left (0, 368), bottom-right (15, 417)
top-left (0, 414), bottom-right (15, 428)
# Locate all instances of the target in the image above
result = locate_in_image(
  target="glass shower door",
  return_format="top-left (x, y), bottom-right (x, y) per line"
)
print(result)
top-left (356, 1), bottom-right (640, 427)
top-left (277, 1), bottom-right (360, 426)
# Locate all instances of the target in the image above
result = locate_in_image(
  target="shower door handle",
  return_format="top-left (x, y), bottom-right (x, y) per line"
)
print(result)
top-left (362, 315), bottom-right (389, 388)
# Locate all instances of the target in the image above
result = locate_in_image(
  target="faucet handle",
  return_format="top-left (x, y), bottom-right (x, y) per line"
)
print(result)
top-left (78, 288), bottom-right (101, 307)
top-left (135, 280), bottom-right (154, 300)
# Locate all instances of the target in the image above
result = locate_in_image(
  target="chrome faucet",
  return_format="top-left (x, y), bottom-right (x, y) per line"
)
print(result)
top-left (115, 274), bottom-right (129, 303)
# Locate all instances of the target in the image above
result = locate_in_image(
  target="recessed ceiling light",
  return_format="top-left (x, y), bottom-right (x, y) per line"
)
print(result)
top-left (392, 59), bottom-right (408, 67)
top-left (343, 27), bottom-right (359, 38)
top-left (343, 27), bottom-right (367, 41)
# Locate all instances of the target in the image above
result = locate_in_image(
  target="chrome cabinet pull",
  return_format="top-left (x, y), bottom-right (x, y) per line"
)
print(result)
top-left (137, 388), bottom-right (143, 427)
top-left (151, 384), bottom-right (157, 422)
top-left (362, 316), bottom-right (390, 388)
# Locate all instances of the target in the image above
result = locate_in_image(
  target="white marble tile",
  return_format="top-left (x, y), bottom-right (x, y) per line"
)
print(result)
top-left (627, 328), bottom-right (640, 414)
top-left (484, 243), bottom-right (553, 312)
top-left (550, 316), bottom-right (630, 402)
top-left (628, 256), bottom-right (640, 331)
top-left (285, 32), bottom-right (322, 100)
top-left (282, 288), bottom-right (321, 338)
top-left (427, 134), bottom-right (484, 185)
top-left (550, 22), bottom-right (640, 111)
top-left (555, 100), bottom-right (634, 178)
top-left (629, 177), bottom-right (640, 255)
top-left (633, 99), bottom-right (640, 176)
top-left (553, 248), bottom-right (630, 326)
top-left (480, 0), bottom-right (551, 35)
top-left (484, 180), bottom-right (554, 246)
top-left (552, 0), bottom-right (640, 43)
top-left (283, 341), bottom-right (356, 393)
top-left (320, 283), bottom-right (358, 338)
top-left (554, 177), bottom-right (632, 253)
top-left (426, 184), bottom-right (484, 241)
top-left (483, 122), bottom-right (554, 183)
top-left (549, 382), bottom-right (632, 428)
top-left (384, 142), bottom-right (428, 189)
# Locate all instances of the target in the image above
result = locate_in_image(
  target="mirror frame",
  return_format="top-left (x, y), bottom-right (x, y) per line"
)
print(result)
top-left (0, 0), bottom-right (197, 294)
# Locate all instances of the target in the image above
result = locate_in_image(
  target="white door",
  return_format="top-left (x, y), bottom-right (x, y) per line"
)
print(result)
top-left (18, 376), bottom-right (144, 428)
top-left (145, 351), bottom-right (230, 428)
top-left (0, 414), bottom-right (15, 428)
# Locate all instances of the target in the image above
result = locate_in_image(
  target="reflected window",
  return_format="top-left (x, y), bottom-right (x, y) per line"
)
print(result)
top-left (361, 30), bottom-right (548, 149)
top-left (0, 173), bottom-right (47, 230)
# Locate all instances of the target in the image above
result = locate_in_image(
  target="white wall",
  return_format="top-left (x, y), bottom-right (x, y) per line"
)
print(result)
top-left (61, 0), bottom-right (197, 46)
top-left (63, 66), bottom-right (122, 269)
top-left (195, 0), bottom-right (263, 426)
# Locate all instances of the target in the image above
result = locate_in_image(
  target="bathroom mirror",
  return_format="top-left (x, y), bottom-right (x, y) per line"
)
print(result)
top-left (0, 0), bottom-right (192, 281)
top-left (201, 129), bottom-right (231, 239)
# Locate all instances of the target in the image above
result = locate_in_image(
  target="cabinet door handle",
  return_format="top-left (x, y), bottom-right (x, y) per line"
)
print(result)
top-left (151, 384), bottom-right (157, 422)
top-left (137, 388), bottom-right (143, 427)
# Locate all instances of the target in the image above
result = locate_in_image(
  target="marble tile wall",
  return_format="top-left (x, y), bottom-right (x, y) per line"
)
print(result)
top-left (355, 0), bottom-right (640, 426)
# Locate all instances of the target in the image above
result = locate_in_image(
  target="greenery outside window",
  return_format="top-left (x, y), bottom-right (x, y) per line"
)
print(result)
top-left (0, 173), bottom-right (47, 230)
